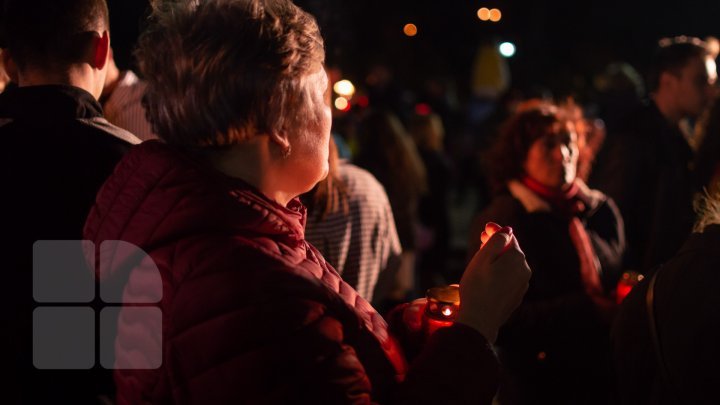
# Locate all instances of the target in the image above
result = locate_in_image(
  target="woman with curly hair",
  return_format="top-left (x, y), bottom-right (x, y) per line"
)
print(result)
top-left (469, 104), bottom-right (625, 404)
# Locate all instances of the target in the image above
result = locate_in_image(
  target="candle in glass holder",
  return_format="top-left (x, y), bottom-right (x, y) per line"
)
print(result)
top-left (423, 285), bottom-right (460, 336)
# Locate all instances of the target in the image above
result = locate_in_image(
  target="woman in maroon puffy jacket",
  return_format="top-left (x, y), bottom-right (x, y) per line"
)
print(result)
top-left (83, 1), bottom-right (531, 403)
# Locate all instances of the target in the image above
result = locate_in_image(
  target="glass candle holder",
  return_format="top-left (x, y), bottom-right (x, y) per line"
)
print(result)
top-left (423, 284), bottom-right (460, 335)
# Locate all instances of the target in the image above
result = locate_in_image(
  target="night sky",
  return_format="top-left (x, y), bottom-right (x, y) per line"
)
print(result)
top-left (108, 0), bottom-right (720, 102)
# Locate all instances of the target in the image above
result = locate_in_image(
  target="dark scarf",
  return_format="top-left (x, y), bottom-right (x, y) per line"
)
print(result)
top-left (521, 176), bottom-right (583, 217)
top-left (521, 175), bottom-right (603, 294)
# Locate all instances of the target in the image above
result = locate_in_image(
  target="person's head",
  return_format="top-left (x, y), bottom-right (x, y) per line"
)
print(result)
top-left (408, 113), bottom-right (445, 152)
top-left (356, 110), bottom-right (427, 197)
top-left (648, 36), bottom-right (717, 120)
top-left (0, 0), bottom-right (110, 98)
top-left (136, 0), bottom-right (329, 201)
top-left (489, 104), bottom-right (579, 191)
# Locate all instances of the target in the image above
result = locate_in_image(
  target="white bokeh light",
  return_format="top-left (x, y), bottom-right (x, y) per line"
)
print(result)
top-left (499, 42), bottom-right (516, 58)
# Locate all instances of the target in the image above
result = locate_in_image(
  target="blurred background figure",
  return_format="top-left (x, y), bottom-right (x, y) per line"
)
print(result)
top-left (354, 110), bottom-right (428, 302)
top-left (469, 104), bottom-right (625, 404)
top-left (691, 37), bottom-right (720, 194)
top-left (303, 138), bottom-right (402, 307)
top-left (407, 111), bottom-right (453, 291)
top-left (693, 93), bottom-right (720, 194)
top-left (591, 36), bottom-right (716, 275)
top-left (100, 48), bottom-right (156, 141)
top-left (593, 62), bottom-right (645, 135)
top-left (612, 190), bottom-right (720, 404)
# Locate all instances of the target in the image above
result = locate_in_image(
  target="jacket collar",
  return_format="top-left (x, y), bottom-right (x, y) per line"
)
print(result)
top-left (0, 84), bottom-right (103, 120)
top-left (224, 176), bottom-right (308, 243)
top-left (507, 178), bottom-right (604, 215)
top-left (84, 141), bottom-right (308, 251)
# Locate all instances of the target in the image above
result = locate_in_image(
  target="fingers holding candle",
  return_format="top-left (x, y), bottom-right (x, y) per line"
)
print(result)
top-left (458, 223), bottom-right (531, 343)
top-left (480, 221), bottom-right (503, 245)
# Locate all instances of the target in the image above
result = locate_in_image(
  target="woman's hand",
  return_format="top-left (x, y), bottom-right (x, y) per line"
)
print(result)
top-left (456, 222), bottom-right (532, 343)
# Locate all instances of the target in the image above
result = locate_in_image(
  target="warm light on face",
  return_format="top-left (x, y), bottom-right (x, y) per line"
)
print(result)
top-left (489, 8), bottom-right (502, 22)
top-left (403, 23), bottom-right (418, 37)
top-left (477, 7), bottom-right (490, 21)
top-left (333, 80), bottom-right (356, 97)
top-left (334, 96), bottom-right (350, 111)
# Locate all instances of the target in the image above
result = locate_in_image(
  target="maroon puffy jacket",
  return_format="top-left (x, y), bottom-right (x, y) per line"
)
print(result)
top-left (84, 141), bottom-right (499, 404)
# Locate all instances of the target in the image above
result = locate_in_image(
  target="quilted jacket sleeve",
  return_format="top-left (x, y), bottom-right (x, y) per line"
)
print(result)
top-left (161, 283), bottom-right (498, 404)
top-left (112, 239), bottom-right (499, 404)
top-left (167, 282), bottom-right (497, 403)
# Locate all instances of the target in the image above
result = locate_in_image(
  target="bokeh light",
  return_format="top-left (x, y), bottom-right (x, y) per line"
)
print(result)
top-left (403, 23), bottom-right (418, 37)
top-left (499, 42), bottom-right (516, 57)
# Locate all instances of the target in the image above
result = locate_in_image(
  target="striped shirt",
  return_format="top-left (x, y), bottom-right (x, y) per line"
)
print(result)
top-left (103, 70), bottom-right (157, 142)
top-left (305, 161), bottom-right (402, 303)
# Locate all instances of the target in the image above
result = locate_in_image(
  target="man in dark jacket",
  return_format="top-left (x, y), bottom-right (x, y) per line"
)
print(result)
top-left (591, 36), bottom-right (716, 274)
top-left (0, 0), bottom-right (137, 402)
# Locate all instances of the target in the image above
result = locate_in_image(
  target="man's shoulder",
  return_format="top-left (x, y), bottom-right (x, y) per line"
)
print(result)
top-left (614, 102), bottom-right (672, 141)
top-left (78, 116), bottom-right (142, 146)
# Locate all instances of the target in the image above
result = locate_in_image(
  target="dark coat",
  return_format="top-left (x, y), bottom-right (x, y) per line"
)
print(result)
top-left (2, 85), bottom-right (133, 403)
top-left (591, 101), bottom-right (697, 273)
top-left (469, 181), bottom-right (625, 404)
top-left (84, 141), bottom-right (500, 404)
top-left (612, 224), bottom-right (720, 405)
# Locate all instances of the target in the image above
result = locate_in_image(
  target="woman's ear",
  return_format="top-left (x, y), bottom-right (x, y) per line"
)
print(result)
top-left (268, 130), bottom-right (291, 158)
top-left (92, 31), bottom-right (110, 70)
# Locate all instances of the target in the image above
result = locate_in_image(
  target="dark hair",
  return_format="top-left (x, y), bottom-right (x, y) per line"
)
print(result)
top-left (1, 0), bottom-right (109, 71)
top-left (647, 36), bottom-right (709, 92)
top-left (355, 110), bottom-right (427, 200)
top-left (135, 0), bottom-right (325, 148)
top-left (485, 105), bottom-right (563, 191)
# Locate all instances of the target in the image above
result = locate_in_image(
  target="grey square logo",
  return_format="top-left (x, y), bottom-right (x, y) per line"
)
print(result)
top-left (33, 307), bottom-right (95, 369)
top-left (100, 306), bottom-right (163, 369)
top-left (33, 240), bottom-right (163, 370)
top-left (33, 240), bottom-right (95, 303)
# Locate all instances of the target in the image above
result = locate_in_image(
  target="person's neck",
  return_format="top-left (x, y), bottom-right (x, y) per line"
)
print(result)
top-left (651, 93), bottom-right (683, 126)
top-left (100, 62), bottom-right (120, 103)
top-left (17, 65), bottom-right (100, 100)
top-left (207, 140), bottom-right (295, 207)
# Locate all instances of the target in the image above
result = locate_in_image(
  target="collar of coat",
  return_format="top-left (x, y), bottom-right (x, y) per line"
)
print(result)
top-left (507, 178), bottom-right (605, 214)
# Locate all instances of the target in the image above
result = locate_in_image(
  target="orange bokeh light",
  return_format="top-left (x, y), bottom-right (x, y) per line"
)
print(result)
top-left (477, 7), bottom-right (490, 21)
top-left (403, 23), bottom-right (418, 37)
top-left (489, 8), bottom-right (502, 22)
